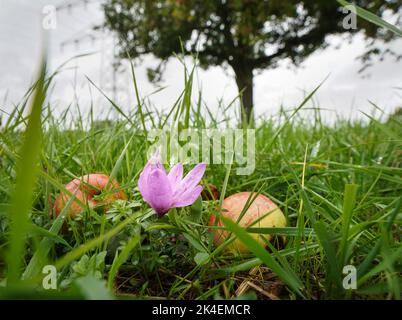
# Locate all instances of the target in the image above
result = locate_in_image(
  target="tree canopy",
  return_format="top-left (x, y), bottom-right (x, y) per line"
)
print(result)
top-left (103, 0), bottom-right (401, 123)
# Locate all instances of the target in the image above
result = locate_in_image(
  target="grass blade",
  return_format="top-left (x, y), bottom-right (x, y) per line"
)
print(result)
top-left (107, 234), bottom-right (140, 290)
top-left (221, 216), bottom-right (304, 297)
top-left (6, 61), bottom-right (47, 285)
top-left (337, 0), bottom-right (402, 37)
top-left (338, 184), bottom-right (358, 265)
top-left (22, 195), bottom-right (76, 280)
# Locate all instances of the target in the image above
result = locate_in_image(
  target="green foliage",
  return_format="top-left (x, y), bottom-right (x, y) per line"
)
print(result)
top-left (0, 54), bottom-right (401, 299)
top-left (104, 0), bottom-right (400, 69)
top-left (103, 0), bottom-right (401, 121)
top-left (63, 251), bottom-right (108, 286)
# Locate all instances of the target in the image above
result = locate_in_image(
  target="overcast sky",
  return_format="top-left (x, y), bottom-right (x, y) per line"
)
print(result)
top-left (0, 0), bottom-right (401, 124)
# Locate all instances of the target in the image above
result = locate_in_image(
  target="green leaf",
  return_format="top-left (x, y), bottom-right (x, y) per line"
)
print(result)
top-left (73, 275), bottom-right (114, 300)
top-left (183, 232), bottom-right (207, 253)
top-left (188, 196), bottom-right (203, 222)
top-left (6, 61), bottom-right (47, 285)
top-left (194, 252), bottom-right (209, 266)
top-left (28, 224), bottom-right (72, 248)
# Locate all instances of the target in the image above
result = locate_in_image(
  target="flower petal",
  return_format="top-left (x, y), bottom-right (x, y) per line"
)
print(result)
top-left (138, 163), bottom-right (152, 202)
top-left (175, 163), bottom-right (206, 195)
top-left (172, 185), bottom-right (203, 207)
top-left (146, 168), bottom-right (173, 215)
top-left (167, 163), bottom-right (183, 190)
top-left (149, 145), bottom-right (165, 170)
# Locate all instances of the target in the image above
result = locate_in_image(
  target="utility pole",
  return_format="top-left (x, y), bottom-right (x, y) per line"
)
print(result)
top-left (56, 0), bottom-right (129, 113)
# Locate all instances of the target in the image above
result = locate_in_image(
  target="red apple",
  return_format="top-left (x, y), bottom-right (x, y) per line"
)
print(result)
top-left (53, 173), bottom-right (127, 218)
top-left (208, 192), bottom-right (286, 254)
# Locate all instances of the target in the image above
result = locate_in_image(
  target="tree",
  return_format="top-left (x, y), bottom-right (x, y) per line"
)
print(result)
top-left (103, 0), bottom-right (401, 123)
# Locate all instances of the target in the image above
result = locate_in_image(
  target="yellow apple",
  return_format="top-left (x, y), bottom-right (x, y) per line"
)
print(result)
top-left (208, 192), bottom-right (286, 254)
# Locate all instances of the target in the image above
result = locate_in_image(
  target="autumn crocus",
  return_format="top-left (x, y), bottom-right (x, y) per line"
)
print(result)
top-left (138, 149), bottom-right (206, 217)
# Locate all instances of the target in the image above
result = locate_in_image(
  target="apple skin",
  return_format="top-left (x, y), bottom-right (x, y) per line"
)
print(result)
top-left (208, 192), bottom-right (286, 254)
top-left (201, 184), bottom-right (220, 201)
top-left (53, 173), bottom-right (127, 218)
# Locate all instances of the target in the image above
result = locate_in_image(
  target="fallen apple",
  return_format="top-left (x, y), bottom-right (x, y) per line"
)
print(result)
top-left (53, 173), bottom-right (127, 218)
top-left (208, 192), bottom-right (286, 254)
top-left (201, 184), bottom-right (220, 201)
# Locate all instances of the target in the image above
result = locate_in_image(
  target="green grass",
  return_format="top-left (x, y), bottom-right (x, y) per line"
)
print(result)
top-left (0, 56), bottom-right (401, 300)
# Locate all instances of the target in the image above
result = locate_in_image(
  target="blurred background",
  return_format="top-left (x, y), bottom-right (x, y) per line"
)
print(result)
top-left (0, 0), bottom-right (401, 123)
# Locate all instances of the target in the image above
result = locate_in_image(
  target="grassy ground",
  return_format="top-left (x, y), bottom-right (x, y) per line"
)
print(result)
top-left (0, 61), bottom-right (401, 300)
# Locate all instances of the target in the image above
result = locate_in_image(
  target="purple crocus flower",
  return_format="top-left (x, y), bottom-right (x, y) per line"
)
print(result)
top-left (138, 148), bottom-right (206, 217)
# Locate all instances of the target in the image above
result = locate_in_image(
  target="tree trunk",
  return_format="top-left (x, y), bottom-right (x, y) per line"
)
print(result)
top-left (233, 63), bottom-right (254, 125)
